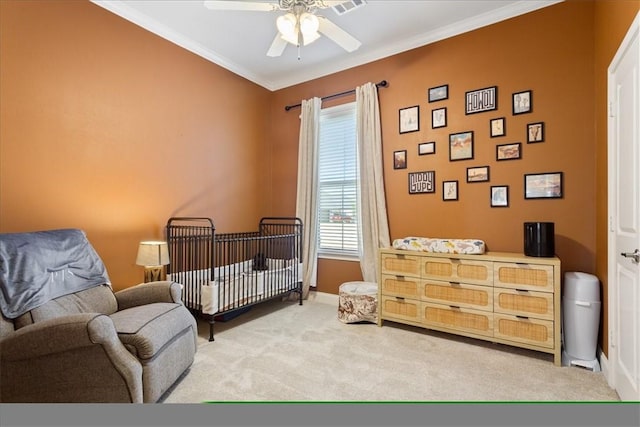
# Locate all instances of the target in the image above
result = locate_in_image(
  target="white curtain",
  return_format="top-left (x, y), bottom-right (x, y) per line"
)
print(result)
top-left (295, 97), bottom-right (322, 298)
top-left (356, 82), bottom-right (391, 283)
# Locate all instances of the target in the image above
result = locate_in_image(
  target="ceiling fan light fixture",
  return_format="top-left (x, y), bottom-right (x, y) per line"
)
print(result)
top-left (302, 30), bottom-right (320, 46)
top-left (299, 12), bottom-right (319, 35)
top-left (276, 13), bottom-right (297, 38)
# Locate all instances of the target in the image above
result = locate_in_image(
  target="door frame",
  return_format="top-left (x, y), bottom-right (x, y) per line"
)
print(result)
top-left (606, 11), bottom-right (640, 399)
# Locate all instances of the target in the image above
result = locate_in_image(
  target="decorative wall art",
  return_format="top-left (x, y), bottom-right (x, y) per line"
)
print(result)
top-left (428, 84), bottom-right (449, 102)
top-left (524, 172), bottom-right (563, 199)
top-left (449, 131), bottom-right (474, 161)
top-left (408, 171), bottom-right (436, 194)
top-left (513, 90), bottom-right (532, 115)
top-left (418, 142), bottom-right (435, 155)
top-left (443, 180), bottom-right (458, 201)
top-left (399, 106), bottom-right (419, 134)
top-left (467, 166), bottom-right (490, 183)
top-left (496, 142), bottom-right (521, 161)
top-left (393, 150), bottom-right (407, 169)
top-left (432, 107), bottom-right (447, 129)
top-left (490, 117), bottom-right (506, 137)
top-left (527, 122), bottom-right (545, 143)
top-left (465, 86), bottom-right (497, 115)
top-left (491, 185), bottom-right (509, 207)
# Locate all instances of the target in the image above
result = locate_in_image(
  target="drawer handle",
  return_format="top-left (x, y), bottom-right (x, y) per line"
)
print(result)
top-left (395, 297), bottom-right (405, 301)
top-left (516, 315), bottom-right (530, 320)
top-left (449, 305), bottom-right (461, 310)
top-left (449, 282), bottom-right (460, 286)
top-left (516, 288), bottom-right (529, 293)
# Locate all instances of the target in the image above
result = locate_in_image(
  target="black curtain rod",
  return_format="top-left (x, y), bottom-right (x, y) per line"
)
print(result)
top-left (284, 80), bottom-right (388, 111)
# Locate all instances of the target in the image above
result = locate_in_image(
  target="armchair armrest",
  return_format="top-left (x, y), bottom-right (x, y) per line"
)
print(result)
top-left (1, 313), bottom-right (142, 402)
top-left (114, 281), bottom-right (182, 310)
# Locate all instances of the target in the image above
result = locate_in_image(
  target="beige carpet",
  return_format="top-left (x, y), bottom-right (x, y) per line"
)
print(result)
top-left (162, 292), bottom-right (619, 403)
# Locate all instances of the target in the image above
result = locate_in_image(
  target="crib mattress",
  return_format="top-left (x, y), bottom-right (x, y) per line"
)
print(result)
top-left (392, 237), bottom-right (485, 254)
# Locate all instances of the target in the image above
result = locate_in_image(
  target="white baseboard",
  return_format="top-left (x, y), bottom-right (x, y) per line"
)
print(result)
top-left (599, 347), bottom-right (614, 388)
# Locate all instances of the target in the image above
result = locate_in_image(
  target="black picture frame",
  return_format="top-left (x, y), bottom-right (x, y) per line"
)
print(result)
top-left (408, 171), bottom-right (436, 194)
top-left (491, 185), bottom-right (509, 207)
top-left (399, 105), bottom-right (419, 134)
top-left (524, 172), bottom-right (563, 199)
top-left (432, 107), bottom-right (447, 129)
top-left (490, 117), bottom-right (506, 137)
top-left (527, 122), bottom-right (545, 143)
top-left (467, 165), bottom-right (490, 183)
top-left (393, 150), bottom-right (407, 169)
top-left (443, 180), bottom-right (458, 201)
top-left (449, 131), bottom-right (474, 161)
top-left (496, 142), bottom-right (522, 161)
top-left (465, 86), bottom-right (497, 115)
top-left (428, 84), bottom-right (449, 102)
top-left (513, 90), bottom-right (532, 115)
top-left (418, 141), bottom-right (435, 155)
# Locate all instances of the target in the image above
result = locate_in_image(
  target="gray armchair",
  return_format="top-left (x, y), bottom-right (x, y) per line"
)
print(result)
top-left (0, 229), bottom-right (198, 403)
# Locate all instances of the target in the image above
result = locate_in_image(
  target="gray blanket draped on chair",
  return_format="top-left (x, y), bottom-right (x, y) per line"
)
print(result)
top-left (0, 228), bottom-right (110, 319)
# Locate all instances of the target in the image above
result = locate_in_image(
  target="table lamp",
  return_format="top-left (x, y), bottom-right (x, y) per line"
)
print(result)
top-left (136, 241), bottom-right (170, 283)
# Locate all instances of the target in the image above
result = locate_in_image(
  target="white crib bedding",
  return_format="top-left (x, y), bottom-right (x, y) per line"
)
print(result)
top-left (167, 258), bottom-right (302, 315)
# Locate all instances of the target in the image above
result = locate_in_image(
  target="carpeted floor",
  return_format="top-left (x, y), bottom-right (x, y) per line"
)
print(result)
top-left (162, 292), bottom-right (619, 403)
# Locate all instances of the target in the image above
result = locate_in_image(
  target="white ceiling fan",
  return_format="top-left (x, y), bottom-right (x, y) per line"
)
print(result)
top-left (203, 0), bottom-right (363, 59)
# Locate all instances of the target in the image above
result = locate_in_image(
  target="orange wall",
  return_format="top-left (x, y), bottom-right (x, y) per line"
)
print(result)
top-left (0, 0), bottom-right (272, 289)
top-left (271, 0), bottom-right (600, 294)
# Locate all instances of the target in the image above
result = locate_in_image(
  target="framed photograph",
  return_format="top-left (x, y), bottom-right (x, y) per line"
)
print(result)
top-left (513, 90), bottom-right (532, 115)
top-left (449, 131), bottom-right (474, 161)
top-left (399, 105), bottom-right (419, 134)
top-left (432, 107), bottom-right (447, 129)
top-left (496, 142), bottom-right (522, 161)
top-left (524, 172), bottom-right (563, 199)
top-left (491, 185), bottom-right (509, 207)
top-left (490, 117), bottom-right (506, 137)
top-left (465, 86), bottom-right (497, 115)
top-left (408, 171), bottom-right (436, 194)
top-left (443, 180), bottom-right (458, 201)
top-left (467, 165), bottom-right (490, 183)
top-left (428, 84), bottom-right (449, 102)
top-left (393, 150), bottom-right (407, 169)
top-left (418, 141), bottom-right (435, 155)
top-left (527, 122), bottom-right (545, 143)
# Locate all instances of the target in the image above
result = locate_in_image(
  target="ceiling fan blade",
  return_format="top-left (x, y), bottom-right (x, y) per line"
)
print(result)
top-left (266, 34), bottom-right (288, 57)
top-left (203, 1), bottom-right (278, 11)
top-left (317, 16), bottom-right (361, 52)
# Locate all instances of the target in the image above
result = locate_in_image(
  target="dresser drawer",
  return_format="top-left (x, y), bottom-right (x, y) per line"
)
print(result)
top-left (380, 295), bottom-right (421, 323)
top-left (422, 302), bottom-right (493, 337)
top-left (493, 262), bottom-right (554, 292)
top-left (381, 253), bottom-right (421, 277)
top-left (380, 274), bottom-right (420, 299)
top-left (494, 313), bottom-right (554, 348)
top-left (421, 257), bottom-right (493, 286)
top-left (421, 279), bottom-right (492, 312)
top-left (494, 288), bottom-right (554, 320)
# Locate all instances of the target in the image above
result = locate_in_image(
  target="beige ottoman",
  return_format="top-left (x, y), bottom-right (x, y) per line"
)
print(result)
top-left (338, 281), bottom-right (378, 324)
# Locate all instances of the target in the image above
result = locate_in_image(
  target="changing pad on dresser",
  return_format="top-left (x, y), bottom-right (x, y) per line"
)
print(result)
top-left (392, 237), bottom-right (486, 254)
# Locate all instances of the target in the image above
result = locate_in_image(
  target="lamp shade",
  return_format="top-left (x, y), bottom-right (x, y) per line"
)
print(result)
top-left (136, 241), bottom-right (170, 267)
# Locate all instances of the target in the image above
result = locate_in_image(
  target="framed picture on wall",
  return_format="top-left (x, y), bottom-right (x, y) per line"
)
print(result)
top-left (428, 84), bottom-right (449, 102)
top-left (449, 131), bottom-right (474, 161)
top-left (496, 142), bottom-right (521, 161)
top-left (467, 165), bottom-right (490, 183)
top-left (399, 105), bottom-right (419, 134)
top-left (490, 117), bottom-right (506, 137)
top-left (527, 122), bottom-right (545, 143)
top-left (524, 172), bottom-right (563, 199)
top-left (393, 150), bottom-right (407, 169)
top-left (419, 141), bottom-right (435, 155)
top-left (408, 171), bottom-right (436, 194)
top-left (443, 180), bottom-right (458, 201)
top-left (465, 86), bottom-right (497, 115)
top-left (432, 107), bottom-right (447, 129)
top-left (491, 185), bottom-right (509, 207)
top-left (513, 90), bottom-right (532, 115)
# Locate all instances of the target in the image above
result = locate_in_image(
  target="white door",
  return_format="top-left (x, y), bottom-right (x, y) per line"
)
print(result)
top-left (608, 12), bottom-right (640, 402)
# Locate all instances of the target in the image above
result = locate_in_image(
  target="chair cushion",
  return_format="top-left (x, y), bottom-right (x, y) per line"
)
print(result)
top-left (109, 302), bottom-right (194, 361)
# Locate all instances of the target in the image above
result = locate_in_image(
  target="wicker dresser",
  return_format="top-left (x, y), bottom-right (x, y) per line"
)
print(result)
top-left (378, 248), bottom-right (562, 365)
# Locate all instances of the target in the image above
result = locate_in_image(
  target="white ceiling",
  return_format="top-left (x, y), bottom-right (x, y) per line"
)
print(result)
top-left (91, 0), bottom-right (562, 91)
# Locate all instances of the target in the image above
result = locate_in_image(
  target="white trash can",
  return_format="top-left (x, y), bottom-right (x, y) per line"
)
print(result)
top-left (562, 272), bottom-right (601, 371)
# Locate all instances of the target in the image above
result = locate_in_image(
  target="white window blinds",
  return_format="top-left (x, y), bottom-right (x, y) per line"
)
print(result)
top-left (317, 102), bottom-right (359, 257)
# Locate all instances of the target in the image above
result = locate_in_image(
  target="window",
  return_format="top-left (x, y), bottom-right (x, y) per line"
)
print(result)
top-left (317, 102), bottom-right (359, 258)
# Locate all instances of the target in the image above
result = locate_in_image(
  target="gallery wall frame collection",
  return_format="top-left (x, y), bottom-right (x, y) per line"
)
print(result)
top-left (396, 84), bottom-right (561, 204)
